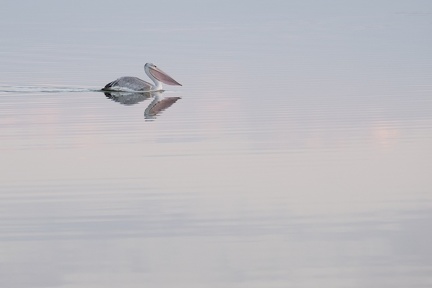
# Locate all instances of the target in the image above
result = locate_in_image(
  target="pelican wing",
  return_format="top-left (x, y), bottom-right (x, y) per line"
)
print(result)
top-left (103, 76), bottom-right (152, 92)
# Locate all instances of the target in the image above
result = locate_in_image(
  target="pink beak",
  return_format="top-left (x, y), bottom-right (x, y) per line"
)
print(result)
top-left (149, 66), bottom-right (182, 86)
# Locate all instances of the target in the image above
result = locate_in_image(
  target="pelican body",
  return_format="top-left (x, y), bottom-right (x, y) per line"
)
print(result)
top-left (102, 63), bottom-right (181, 92)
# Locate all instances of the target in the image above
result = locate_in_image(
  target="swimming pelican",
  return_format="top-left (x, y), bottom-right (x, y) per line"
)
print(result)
top-left (102, 63), bottom-right (182, 92)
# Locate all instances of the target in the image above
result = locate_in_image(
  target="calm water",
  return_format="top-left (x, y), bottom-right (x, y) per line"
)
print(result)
top-left (1, 1), bottom-right (432, 287)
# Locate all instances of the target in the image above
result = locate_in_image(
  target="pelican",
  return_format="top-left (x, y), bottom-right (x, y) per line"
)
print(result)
top-left (102, 63), bottom-right (182, 92)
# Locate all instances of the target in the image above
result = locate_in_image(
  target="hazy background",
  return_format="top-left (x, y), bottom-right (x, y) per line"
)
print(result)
top-left (1, 1), bottom-right (432, 287)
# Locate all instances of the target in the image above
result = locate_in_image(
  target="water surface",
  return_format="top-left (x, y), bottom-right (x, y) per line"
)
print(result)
top-left (1, 1), bottom-right (432, 287)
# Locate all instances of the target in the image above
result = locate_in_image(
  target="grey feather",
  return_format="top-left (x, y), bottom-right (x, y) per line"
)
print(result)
top-left (102, 76), bottom-right (153, 92)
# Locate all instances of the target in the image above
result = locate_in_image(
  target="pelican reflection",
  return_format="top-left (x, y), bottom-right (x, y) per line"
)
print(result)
top-left (104, 90), bottom-right (180, 119)
top-left (104, 91), bottom-right (151, 105)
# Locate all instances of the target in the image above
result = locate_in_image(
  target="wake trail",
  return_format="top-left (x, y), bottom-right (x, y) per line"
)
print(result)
top-left (0, 85), bottom-right (102, 93)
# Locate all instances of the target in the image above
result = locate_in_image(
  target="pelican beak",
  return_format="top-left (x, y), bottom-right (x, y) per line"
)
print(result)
top-left (149, 66), bottom-right (182, 86)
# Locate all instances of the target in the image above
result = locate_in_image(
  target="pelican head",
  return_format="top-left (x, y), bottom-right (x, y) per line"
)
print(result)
top-left (144, 63), bottom-right (182, 91)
